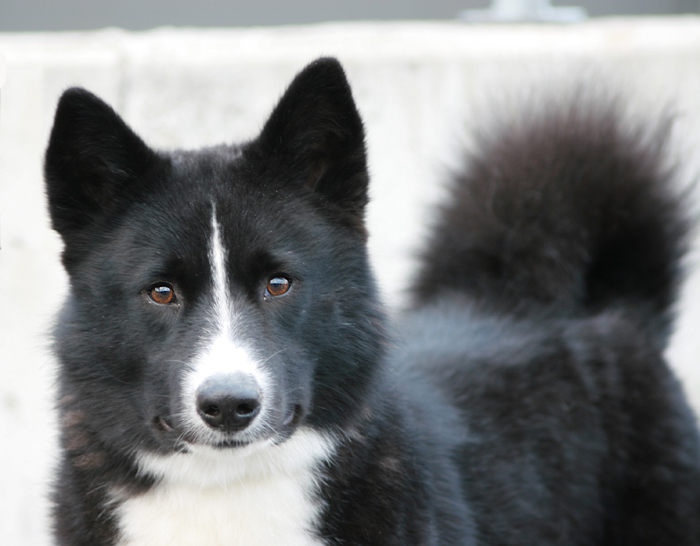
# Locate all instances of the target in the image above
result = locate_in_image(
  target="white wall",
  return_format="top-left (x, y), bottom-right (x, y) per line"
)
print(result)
top-left (2, 18), bottom-right (700, 545)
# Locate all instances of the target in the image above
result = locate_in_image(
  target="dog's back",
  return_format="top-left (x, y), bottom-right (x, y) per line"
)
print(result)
top-left (399, 97), bottom-right (700, 544)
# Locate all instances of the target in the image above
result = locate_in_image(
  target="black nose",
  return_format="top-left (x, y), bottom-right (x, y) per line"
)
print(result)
top-left (196, 374), bottom-right (262, 433)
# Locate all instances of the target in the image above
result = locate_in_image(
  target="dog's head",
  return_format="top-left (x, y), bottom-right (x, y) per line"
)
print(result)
top-left (45, 58), bottom-right (385, 468)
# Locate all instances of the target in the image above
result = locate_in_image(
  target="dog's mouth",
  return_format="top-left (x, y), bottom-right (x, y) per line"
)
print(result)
top-left (152, 403), bottom-right (306, 449)
top-left (154, 416), bottom-right (174, 433)
top-left (283, 404), bottom-right (304, 428)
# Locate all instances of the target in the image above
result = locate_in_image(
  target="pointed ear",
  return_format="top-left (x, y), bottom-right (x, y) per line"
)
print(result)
top-left (44, 88), bottom-right (159, 239)
top-left (257, 58), bottom-right (369, 219)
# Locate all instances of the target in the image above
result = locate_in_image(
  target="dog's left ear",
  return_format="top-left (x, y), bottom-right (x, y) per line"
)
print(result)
top-left (257, 58), bottom-right (369, 219)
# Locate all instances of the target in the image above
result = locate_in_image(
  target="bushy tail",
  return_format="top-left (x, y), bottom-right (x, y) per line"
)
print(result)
top-left (411, 96), bottom-right (690, 345)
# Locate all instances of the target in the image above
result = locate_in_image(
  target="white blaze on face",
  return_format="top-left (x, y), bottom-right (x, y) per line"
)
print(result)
top-left (209, 205), bottom-right (233, 338)
top-left (180, 207), bottom-right (272, 442)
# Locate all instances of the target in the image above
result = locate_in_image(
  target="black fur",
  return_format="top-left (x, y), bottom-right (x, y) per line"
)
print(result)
top-left (411, 100), bottom-right (688, 344)
top-left (45, 58), bottom-right (700, 545)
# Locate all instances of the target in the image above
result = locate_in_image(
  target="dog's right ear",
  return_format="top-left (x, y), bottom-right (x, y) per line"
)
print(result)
top-left (44, 88), bottom-right (159, 240)
top-left (256, 58), bottom-right (369, 224)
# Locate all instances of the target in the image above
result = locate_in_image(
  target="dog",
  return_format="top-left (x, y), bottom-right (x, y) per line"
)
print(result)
top-left (45, 57), bottom-right (700, 545)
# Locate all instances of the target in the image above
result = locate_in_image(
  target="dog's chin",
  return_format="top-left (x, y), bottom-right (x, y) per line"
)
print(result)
top-left (176, 429), bottom-right (303, 458)
top-left (209, 438), bottom-right (256, 450)
top-left (172, 428), bottom-right (272, 450)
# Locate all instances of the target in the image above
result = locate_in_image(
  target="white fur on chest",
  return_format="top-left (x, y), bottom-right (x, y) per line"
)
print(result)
top-left (114, 429), bottom-right (333, 546)
top-left (115, 472), bottom-right (321, 546)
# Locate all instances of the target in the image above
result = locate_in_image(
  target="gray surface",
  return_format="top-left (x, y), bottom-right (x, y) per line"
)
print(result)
top-left (0, 0), bottom-right (698, 31)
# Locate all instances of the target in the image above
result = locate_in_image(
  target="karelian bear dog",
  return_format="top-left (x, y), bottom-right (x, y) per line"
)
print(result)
top-left (45, 58), bottom-right (700, 545)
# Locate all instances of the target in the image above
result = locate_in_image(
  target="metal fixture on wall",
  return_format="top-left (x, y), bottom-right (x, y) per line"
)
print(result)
top-left (461, 0), bottom-right (587, 22)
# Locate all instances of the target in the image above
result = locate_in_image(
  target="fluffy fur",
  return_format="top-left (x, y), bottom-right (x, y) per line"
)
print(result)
top-left (45, 58), bottom-right (700, 545)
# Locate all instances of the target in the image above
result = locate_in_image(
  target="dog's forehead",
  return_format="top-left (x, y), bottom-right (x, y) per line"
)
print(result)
top-left (127, 148), bottom-right (318, 263)
top-left (166, 147), bottom-right (296, 213)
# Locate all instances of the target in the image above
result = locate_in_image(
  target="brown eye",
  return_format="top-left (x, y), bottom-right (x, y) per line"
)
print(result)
top-left (149, 283), bottom-right (175, 304)
top-left (266, 276), bottom-right (291, 297)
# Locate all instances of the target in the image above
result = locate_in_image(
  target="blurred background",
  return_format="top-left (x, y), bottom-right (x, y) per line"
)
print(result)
top-left (0, 0), bottom-right (699, 30)
top-left (2, 2), bottom-right (700, 545)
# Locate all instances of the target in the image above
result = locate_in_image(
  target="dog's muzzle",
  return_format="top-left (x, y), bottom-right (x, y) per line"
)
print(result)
top-left (195, 372), bottom-right (262, 433)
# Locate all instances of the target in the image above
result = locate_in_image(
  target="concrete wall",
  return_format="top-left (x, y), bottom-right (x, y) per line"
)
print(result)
top-left (2, 18), bottom-right (700, 545)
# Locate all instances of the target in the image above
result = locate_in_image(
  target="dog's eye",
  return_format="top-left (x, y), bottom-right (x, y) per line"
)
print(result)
top-left (266, 276), bottom-right (291, 297)
top-left (149, 283), bottom-right (176, 304)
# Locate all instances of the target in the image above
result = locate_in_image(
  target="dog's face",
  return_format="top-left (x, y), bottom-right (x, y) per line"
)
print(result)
top-left (45, 59), bottom-right (385, 464)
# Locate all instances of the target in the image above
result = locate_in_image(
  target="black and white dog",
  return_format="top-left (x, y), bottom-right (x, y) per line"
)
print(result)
top-left (45, 58), bottom-right (700, 545)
